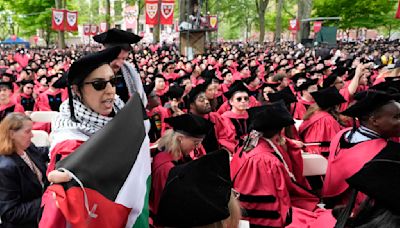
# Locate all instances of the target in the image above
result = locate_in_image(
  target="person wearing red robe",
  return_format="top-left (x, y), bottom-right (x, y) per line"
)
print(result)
top-left (322, 90), bottom-right (400, 208)
top-left (185, 83), bottom-right (236, 154)
top-left (14, 79), bottom-right (36, 112)
top-left (293, 78), bottom-right (318, 120)
top-left (221, 81), bottom-right (251, 153)
top-left (220, 69), bottom-right (233, 94)
top-left (39, 47), bottom-right (133, 228)
top-left (0, 81), bottom-right (24, 121)
top-left (150, 114), bottom-right (211, 224)
top-left (231, 101), bottom-right (319, 228)
top-left (299, 87), bottom-right (346, 156)
top-left (35, 75), bottom-right (67, 111)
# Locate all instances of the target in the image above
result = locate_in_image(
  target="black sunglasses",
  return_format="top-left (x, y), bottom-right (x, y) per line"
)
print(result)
top-left (83, 76), bottom-right (121, 91)
top-left (236, 96), bottom-right (249, 102)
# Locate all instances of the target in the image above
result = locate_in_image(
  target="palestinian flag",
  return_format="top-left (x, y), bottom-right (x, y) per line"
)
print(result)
top-left (47, 93), bottom-right (151, 228)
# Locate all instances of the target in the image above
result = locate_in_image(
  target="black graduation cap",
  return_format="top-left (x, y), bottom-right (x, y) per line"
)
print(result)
top-left (2, 72), bottom-right (15, 82)
top-left (224, 80), bottom-right (250, 100)
top-left (332, 67), bottom-right (348, 77)
top-left (0, 81), bottom-right (13, 91)
top-left (311, 87), bottom-right (346, 109)
top-left (156, 149), bottom-right (232, 227)
top-left (221, 69), bottom-right (232, 78)
top-left (144, 82), bottom-right (155, 96)
top-left (201, 69), bottom-right (217, 80)
top-left (291, 72), bottom-right (307, 84)
top-left (248, 100), bottom-right (295, 131)
top-left (18, 79), bottom-right (34, 87)
top-left (370, 78), bottom-right (400, 93)
top-left (185, 83), bottom-right (206, 105)
top-left (37, 75), bottom-right (48, 83)
top-left (322, 73), bottom-right (339, 88)
top-left (177, 74), bottom-right (191, 85)
top-left (93, 28), bottom-right (142, 49)
top-left (341, 90), bottom-right (400, 118)
top-left (67, 47), bottom-right (121, 86)
top-left (268, 86), bottom-right (297, 105)
top-left (165, 85), bottom-right (185, 100)
top-left (52, 73), bottom-right (68, 89)
top-left (243, 74), bottom-right (258, 85)
top-left (260, 82), bottom-right (280, 90)
top-left (295, 78), bottom-right (319, 91)
top-left (346, 141), bottom-right (400, 215)
top-left (164, 114), bottom-right (213, 138)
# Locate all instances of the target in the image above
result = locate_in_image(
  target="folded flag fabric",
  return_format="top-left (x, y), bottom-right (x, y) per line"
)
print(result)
top-left (47, 93), bottom-right (151, 228)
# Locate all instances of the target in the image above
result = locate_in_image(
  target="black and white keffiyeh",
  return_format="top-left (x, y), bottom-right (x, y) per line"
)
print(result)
top-left (52, 96), bottom-right (125, 138)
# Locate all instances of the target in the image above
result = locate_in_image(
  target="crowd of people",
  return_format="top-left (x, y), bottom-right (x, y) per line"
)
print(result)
top-left (0, 28), bottom-right (400, 228)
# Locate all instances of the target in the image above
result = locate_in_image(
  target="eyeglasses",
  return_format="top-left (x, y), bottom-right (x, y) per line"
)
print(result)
top-left (236, 96), bottom-right (249, 102)
top-left (83, 76), bottom-right (121, 91)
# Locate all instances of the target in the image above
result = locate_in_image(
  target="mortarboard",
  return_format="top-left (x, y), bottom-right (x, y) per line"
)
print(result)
top-left (164, 114), bottom-right (213, 138)
top-left (248, 100), bottom-right (295, 131)
top-left (93, 28), bottom-right (142, 50)
top-left (341, 90), bottom-right (400, 118)
top-left (311, 87), bottom-right (346, 109)
top-left (268, 86), bottom-right (297, 105)
top-left (185, 83), bottom-right (206, 106)
top-left (18, 79), bottom-right (34, 86)
top-left (295, 78), bottom-right (319, 91)
top-left (224, 80), bottom-right (250, 100)
top-left (322, 73), bottom-right (339, 88)
top-left (156, 149), bottom-right (232, 227)
top-left (0, 81), bottom-right (13, 91)
top-left (67, 47), bottom-right (121, 86)
top-left (165, 85), bottom-right (185, 100)
top-left (291, 72), bottom-right (307, 84)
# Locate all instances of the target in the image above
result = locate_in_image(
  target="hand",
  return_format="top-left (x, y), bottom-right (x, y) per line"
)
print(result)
top-left (291, 139), bottom-right (304, 149)
top-left (48, 170), bottom-right (71, 183)
top-left (355, 63), bottom-right (366, 78)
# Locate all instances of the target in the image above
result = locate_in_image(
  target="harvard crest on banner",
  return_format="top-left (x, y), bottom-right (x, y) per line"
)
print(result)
top-left (145, 0), bottom-right (158, 25)
top-left (160, 0), bottom-right (174, 25)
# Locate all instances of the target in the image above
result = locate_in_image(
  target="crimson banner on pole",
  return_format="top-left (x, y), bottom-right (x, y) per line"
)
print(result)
top-left (124, 5), bottom-right (138, 30)
top-left (90, 25), bottom-right (98, 36)
top-left (314, 21), bottom-right (322, 33)
top-left (160, 0), bottom-right (174, 25)
top-left (145, 0), bottom-right (159, 25)
top-left (65, 10), bottom-right (78, 31)
top-left (83, 24), bottom-right (91, 36)
top-left (289, 19), bottom-right (299, 31)
top-left (99, 22), bottom-right (107, 33)
top-left (208, 15), bottom-right (218, 30)
top-left (52, 9), bottom-right (65, 31)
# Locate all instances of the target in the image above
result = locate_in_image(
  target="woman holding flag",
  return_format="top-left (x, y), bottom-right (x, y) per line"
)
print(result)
top-left (40, 47), bottom-right (151, 228)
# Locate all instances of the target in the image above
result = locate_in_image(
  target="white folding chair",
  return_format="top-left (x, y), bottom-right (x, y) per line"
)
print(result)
top-left (31, 130), bottom-right (50, 147)
top-left (30, 111), bottom-right (59, 123)
top-left (302, 153), bottom-right (328, 176)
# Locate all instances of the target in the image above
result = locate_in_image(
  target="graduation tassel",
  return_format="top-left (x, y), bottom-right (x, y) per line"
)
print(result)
top-left (67, 83), bottom-right (77, 122)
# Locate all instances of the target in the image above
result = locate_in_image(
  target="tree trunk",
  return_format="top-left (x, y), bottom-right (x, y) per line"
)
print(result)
top-left (153, 0), bottom-right (162, 43)
top-left (275, 0), bottom-right (283, 42)
top-left (105, 0), bottom-right (111, 30)
top-left (297, 0), bottom-right (313, 43)
top-left (179, 0), bottom-right (186, 23)
top-left (256, 0), bottom-right (269, 43)
top-left (55, 0), bottom-right (65, 48)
